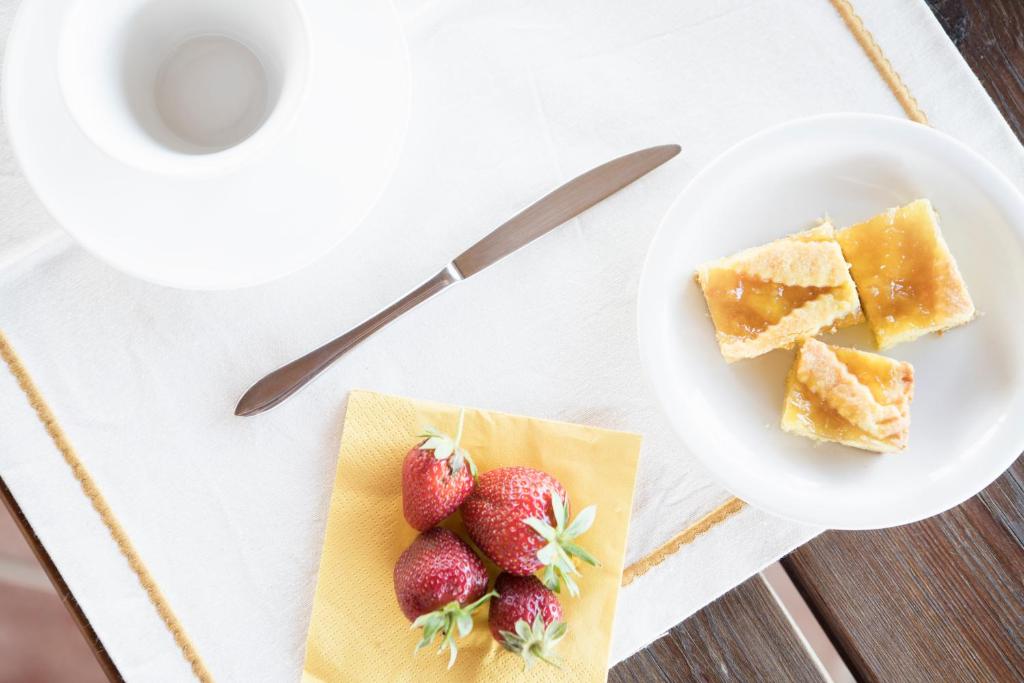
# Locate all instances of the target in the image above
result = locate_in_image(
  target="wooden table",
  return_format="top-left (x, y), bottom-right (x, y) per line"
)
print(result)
top-left (612, 3), bottom-right (1024, 679)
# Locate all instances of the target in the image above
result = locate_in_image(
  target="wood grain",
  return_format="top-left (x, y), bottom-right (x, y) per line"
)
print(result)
top-left (780, 2), bottom-right (1024, 680)
top-left (0, 478), bottom-right (122, 683)
top-left (926, 0), bottom-right (1024, 139)
top-left (784, 462), bottom-right (1024, 682)
top-left (0, 582), bottom-right (108, 683)
top-left (609, 576), bottom-right (821, 682)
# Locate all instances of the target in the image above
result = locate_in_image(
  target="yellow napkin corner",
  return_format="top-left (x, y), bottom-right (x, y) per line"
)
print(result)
top-left (302, 390), bottom-right (642, 682)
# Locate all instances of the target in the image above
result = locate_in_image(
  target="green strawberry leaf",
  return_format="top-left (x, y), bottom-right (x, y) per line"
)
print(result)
top-left (445, 637), bottom-right (458, 669)
top-left (457, 447), bottom-right (478, 478)
top-left (417, 409), bottom-right (477, 477)
top-left (551, 491), bottom-right (567, 529)
top-left (524, 517), bottom-right (558, 543)
top-left (563, 504), bottom-right (597, 539)
top-left (547, 621), bottom-right (568, 642)
top-left (501, 617), bottom-right (566, 671)
top-left (529, 499), bottom-right (601, 596)
top-left (563, 542), bottom-right (600, 567)
top-left (536, 542), bottom-right (559, 566)
top-left (408, 590), bottom-right (495, 668)
top-left (541, 564), bottom-right (560, 592)
top-left (561, 571), bottom-right (580, 598)
top-left (456, 613), bottom-right (473, 638)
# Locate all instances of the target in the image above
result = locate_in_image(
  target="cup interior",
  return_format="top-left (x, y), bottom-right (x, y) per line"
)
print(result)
top-left (58, 0), bottom-right (309, 175)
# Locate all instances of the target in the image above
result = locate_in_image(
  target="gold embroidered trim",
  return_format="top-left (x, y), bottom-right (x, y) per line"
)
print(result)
top-left (0, 331), bottom-right (214, 683)
top-left (622, 498), bottom-right (746, 586)
top-left (830, 0), bottom-right (929, 124)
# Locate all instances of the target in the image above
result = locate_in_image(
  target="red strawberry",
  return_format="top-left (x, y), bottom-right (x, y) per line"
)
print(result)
top-left (402, 410), bottom-right (477, 531)
top-left (489, 573), bottom-right (567, 669)
top-left (461, 466), bottom-right (599, 596)
top-left (393, 528), bottom-right (495, 668)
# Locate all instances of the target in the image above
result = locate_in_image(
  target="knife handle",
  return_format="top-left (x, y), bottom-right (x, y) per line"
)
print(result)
top-left (234, 264), bottom-right (463, 416)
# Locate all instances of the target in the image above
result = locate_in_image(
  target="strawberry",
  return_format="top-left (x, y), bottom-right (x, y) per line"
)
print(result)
top-left (393, 528), bottom-right (495, 668)
top-left (489, 573), bottom-right (567, 670)
top-left (461, 466), bottom-right (599, 596)
top-left (402, 409), bottom-right (477, 531)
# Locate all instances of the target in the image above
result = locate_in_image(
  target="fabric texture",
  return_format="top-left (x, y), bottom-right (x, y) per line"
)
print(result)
top-left (301, 390), bottom-right (641, 682)
top-left (1, 0), bottom-right (1022, 680)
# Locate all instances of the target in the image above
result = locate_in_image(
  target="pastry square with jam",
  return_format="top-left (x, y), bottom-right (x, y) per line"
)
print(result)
top-left (695, 223), bottom-right (862, 363)
top-left (782, 339), bottom-right (914, 453)
top-left (836, 199), bottom-right (974, 350)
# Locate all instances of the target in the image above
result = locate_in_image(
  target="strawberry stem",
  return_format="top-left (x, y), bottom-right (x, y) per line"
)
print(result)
top-left (410, 591), bottom-right (497, 668)
top-left (454, 408), bottom-right (465, 449)
top-left (524, 492), bottom-right (599, 597)
top-left (418, 408), bottom-right (477, 478)
top-left (499, 616), bottom-right (567, 670)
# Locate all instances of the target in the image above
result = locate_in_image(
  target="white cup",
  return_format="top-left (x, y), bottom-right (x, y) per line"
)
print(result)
top-left (58, 0), bottom-right (311, 176)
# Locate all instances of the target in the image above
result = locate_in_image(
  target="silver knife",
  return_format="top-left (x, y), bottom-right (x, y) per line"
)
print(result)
top-left (235, 144), bottom-right (681, 416)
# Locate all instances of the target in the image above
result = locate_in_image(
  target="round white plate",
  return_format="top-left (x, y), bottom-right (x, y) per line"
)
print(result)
top-left (637, 113), bottom-right (1024, 529)
top-left (3, 0), bottom-right (411, 289)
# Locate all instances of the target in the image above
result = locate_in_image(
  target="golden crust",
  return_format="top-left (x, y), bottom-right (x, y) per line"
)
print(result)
top-left (698, 223), bottom-right (835, 276)
top-left (780, 408), bottom-right (905, 453)
top-left (695, 222), bottom-right (862, 363)
top-left (796, 339), bottom-right (908, 439)
top-left (782, 339), bottom-right (914, 453)
top-left (728, 239), bottom-right (852, 288)
top-left (716, 294), bottom-right (859, 363)
top-left (837, 199), bottom-right (975, 350)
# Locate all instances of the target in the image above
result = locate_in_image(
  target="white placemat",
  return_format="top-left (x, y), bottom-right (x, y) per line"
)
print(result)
top-left (1, 0), bottom-right (1021, 680)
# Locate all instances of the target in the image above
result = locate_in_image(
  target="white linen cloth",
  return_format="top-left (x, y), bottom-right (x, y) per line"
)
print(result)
top-left (1, 0), bottom-right (1022, 680)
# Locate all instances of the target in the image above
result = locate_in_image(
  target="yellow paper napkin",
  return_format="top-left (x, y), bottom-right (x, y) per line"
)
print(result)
top-left (302, 390), bottom-right (642, 682)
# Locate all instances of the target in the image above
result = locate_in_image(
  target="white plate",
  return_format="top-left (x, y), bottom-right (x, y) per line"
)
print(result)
top-left (637, 113), bottom-right (1024, 529)
top-left (3, 0), bottom-right (411, 289)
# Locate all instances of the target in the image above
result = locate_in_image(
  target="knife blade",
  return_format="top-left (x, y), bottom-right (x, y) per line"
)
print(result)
top-left (235, 144), bottom-right (681, 416)
top-left (453, 144), bottom-right (681, 277)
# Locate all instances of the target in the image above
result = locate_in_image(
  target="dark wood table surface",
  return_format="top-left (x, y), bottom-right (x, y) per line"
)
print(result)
top-left (611, 1), bottom-right (1024, 681)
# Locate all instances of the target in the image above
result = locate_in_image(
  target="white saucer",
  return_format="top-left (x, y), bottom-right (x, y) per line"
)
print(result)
top-left (637, 113), bottom-right (1024, 529)
top-left (3, 0), bottom-right (411, 289)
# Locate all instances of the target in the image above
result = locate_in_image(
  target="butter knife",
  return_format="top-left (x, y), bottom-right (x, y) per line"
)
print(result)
top-left (235, 144), bottom-right (681, 416)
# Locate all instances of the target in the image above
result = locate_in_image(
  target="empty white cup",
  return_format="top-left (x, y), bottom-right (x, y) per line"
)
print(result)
top-left (58, 0), bottom-right (310, 176)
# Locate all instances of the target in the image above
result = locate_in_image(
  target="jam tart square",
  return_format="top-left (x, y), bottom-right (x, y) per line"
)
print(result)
top-left (782, 338), bottom-right (914, 453)
top-left (836, 199), bottom-right (974, 350)
top-left (695, 222), bottom-right (863, 363)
